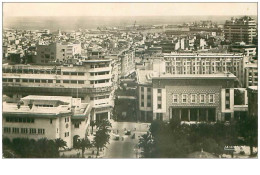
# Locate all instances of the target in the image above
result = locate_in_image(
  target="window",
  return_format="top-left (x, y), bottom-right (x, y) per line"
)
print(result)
top-left (182, 94), bottom-right (188, 103)
top-left (71, 80), bottom-right (77, 84)
top-left (147, 95), bottom-right (151, 100)
top-left (56, 80), bottom-right (61, 83)
top-left (38, 129), bottom-right (45, 135)
top-left (21, 128), bottom-right (28, 134)
top-left (63, 80), bottom-right (70, 84)
top-left (173, 94), bottom-right (178, 103)
top-left (200, 94), bottom-right (206, 103)
top-left (78, 72), bottom-right (84, 76)
top-left (48, 80), bottom-right (53, 83)
top-left (12, 128), bottom-right (19, 133)
top-left (41, 79), bottom-right (47, 83)
top-left (209, 94), bottom-right (215, 103)
top-left (65, 117), bottom-right (69, 122)
top-left (141, 87), bottom-right (144, 92)
top-left (141, 102), bottom-right (144, 107)
top-left (65, 132), bottom-right (70, 137)
top-left (157, 104), bottom-right (162, 109)
top-left (191, 94), bottom-right (197, 103)
top-left (22, 79), bottom-right (28, 83)
top-left (78, 80), bottom-right (84, 84)
top-left (158, 89), bottom-right (162, 94)
top-left (141, 95), bottom-right (144, 99)
top-left (3, 127), bottom-right (11, 133)
top-left (29, 128), bottom-right (37, 134)
top-left (50, 119), bottom-right (53, 124)
top-left (157, 96), bottom-right (162, 101)
top-left (74, 123), bottom-right (80, 128)
top-left (35, 79), bottom-right (40, 83)
top-left (147, 88), bottom-right (151, 93)
top-left (71, 72), bottom-right (77, 76)
top-left (63, 72), bottom-right (70, 75)
top-left (147, 102), bottom-right (151, 107)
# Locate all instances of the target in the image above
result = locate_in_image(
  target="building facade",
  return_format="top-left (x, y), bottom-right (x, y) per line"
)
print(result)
top-left (2, 95), bottom-right (90, 148)
top-left (163, 53), bottom-right (254, 88)
top-left (2, 57), bottom-right (114, 122)
top-left (35, 42), bottom-right (81, 64)
top-left (224, 16), bottom-right (257, 44)
top-left (136, 71), bottom-right (238, 123)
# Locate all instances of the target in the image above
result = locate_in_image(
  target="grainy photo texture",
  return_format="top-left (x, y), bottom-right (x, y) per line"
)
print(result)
top-left (2, 2), bottom-right (258, 158)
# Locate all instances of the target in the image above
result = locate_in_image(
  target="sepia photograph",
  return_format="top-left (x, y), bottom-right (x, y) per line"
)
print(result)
top-left (1, 1), bottom-right (258, 162)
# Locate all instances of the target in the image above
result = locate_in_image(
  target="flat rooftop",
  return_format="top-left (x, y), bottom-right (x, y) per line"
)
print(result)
top-left (2, 101), bottom-right (71, 116)
top-left (22, 95), bottom-right (73, 104)
top-left (152, 73), bottom-right (237, 80)
top-left (136, 69), bottom-right (154, 85)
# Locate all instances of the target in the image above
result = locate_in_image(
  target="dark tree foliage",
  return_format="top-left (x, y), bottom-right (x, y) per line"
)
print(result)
top-left (138, 117), bottom-right (256, 158)
top-left (92, 119), bottom-right (111, 157)
top-left (2, 137), bottom-right (67, 158)
top-left (237, 116), bottom-right (258, 156)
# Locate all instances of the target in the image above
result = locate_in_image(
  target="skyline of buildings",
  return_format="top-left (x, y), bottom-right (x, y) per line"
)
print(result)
top-left (2, 14), bottom-right (258, 159)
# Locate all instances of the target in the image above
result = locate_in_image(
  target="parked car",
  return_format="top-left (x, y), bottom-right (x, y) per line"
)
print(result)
top-left (125, 130), bottom-right (131, 135)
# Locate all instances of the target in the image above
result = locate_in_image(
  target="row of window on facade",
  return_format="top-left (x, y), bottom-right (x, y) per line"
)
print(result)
top-left (166, 61), bottom-right (241, 66)
top-left (2, 68), bottom-right (85, 76)
top-left (3, 127), bottom-right (45, 135)
top-left (6, 117), bottom-right (35, 123)
top-left (164, 57), bottom-right (242, 62)
top-left (3, 78), bottom-right (85, 84)
top-left (90, 79), bottom-right (110, 84)
top-left (172, 94), bottom-right (215, 104)
top-left (90, 64), bottom-right (110, 68)
top-left (90, 95), bottom-right (110, 100)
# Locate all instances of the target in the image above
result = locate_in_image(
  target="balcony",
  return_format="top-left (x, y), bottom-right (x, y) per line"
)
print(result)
top-left (89, 74), bottom-right (112, 81)
top-left (89, 67), bottom-right (111, 72)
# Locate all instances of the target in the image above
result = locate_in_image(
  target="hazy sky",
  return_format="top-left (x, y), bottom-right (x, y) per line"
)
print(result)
top-left (3, 3), bottom-right (257, 17)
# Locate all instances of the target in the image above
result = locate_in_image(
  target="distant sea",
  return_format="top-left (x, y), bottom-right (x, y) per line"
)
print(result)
top-left (3, 16), bottom-right (257, 32)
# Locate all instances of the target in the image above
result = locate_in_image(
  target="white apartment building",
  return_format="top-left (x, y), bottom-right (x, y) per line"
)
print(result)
top-left (2, 57), bottom-right (114, 122)
top-left (3, 95), bottom-right (91, 148)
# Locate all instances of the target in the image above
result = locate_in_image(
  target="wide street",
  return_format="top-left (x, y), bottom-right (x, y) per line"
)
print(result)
top-left (103, 121), bottom-right (150, 158)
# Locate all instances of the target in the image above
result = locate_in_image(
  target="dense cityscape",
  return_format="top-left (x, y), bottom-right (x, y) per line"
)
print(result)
top-left (2, 5), bottom-right (258, 159)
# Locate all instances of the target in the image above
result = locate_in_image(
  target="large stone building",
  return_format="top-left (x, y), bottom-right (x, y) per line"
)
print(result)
top-left (3, 95), bottom-right (91, 148)
top-left (224, 16), bottom-right (257, 44)
top-left (137, 70), bottom-right (239, 122)
top-left (163, 53), bottom-right (256, 88)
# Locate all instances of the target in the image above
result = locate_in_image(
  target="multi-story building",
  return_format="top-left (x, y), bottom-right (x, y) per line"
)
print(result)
top-left (163, 53), bottom-right (252, 88)
top-left (120, 50), bottom-right (135, 77)
top-left (224, 16), bottom-right (257, 44)
top-left (244, 63), bottom-right (258, 87)
top-left (136, 70), bottom-right (238, 122)
top-left (35, 42), bottom-right (81, 64)
top-left (2, 95), bottom-right (91, 148)
top-left (136, 70), bottom-right (154, 122)
top-left (2, 57), bottom-right (113, 122)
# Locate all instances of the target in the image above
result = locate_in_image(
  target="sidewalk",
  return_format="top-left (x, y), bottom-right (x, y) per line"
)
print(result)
top-left (59, 147), bottom-right (106, 158)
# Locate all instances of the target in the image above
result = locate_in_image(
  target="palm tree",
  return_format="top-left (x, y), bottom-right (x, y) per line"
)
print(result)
top-left (92, 119), bottom-right (111, 157)
top-left (79, 137), bottom-right (92, 158)
top-left (54, 138), bottom-right (67, 150)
